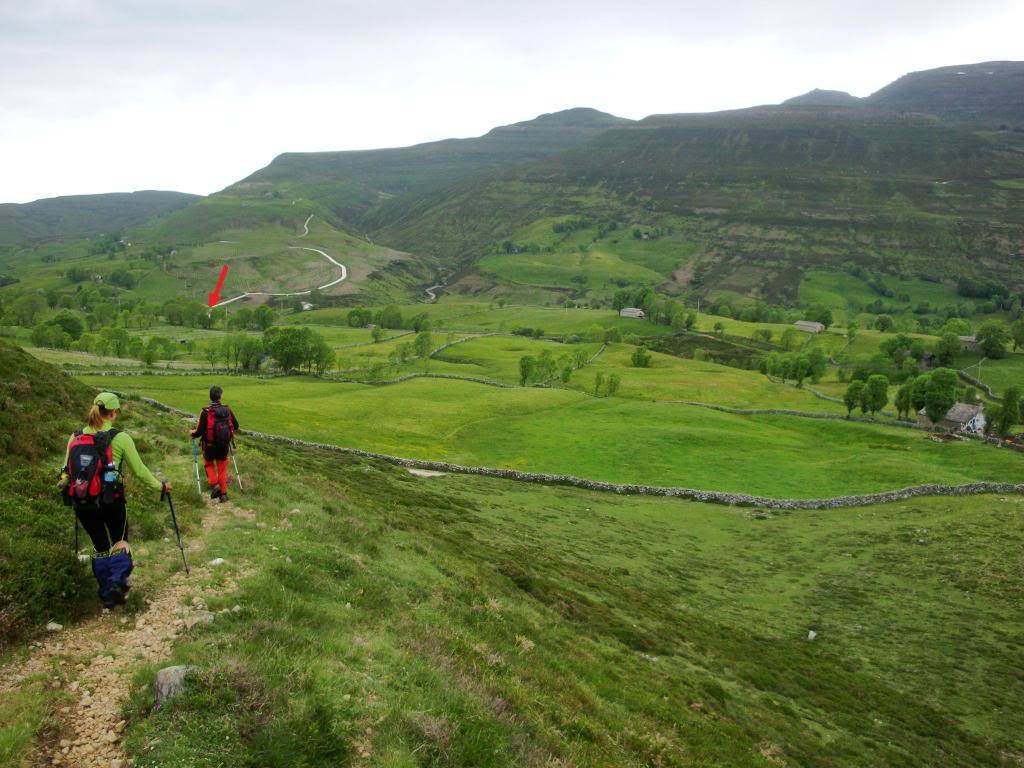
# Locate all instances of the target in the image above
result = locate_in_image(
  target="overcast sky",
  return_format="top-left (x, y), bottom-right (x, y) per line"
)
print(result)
top-left (1, 0), bottom-right (1021, 203)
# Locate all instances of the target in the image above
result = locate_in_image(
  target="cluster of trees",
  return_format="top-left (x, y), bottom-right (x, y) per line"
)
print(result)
top-left (225, 305), bottom-right (277, 331)
top-left (843, 375), bottom-right (890, 416)
top-left (201, 334), bottom-right (268, 372)
top-left (759, 348), bottom-right (829, 387)
top-left (891, 369), bottom-right (959, 422)
top-left (72, 327), bottom-right (182, 366)
top-left (611, 288), bottom-right (699, 330)
top-left (346, 306), bottom-right (430, 332)
top-left (518, 345), bottom-right (592, 386)
top-left (215, 327), bottom-right (334, 375)
top-left (957, 277), bottom-right (1009, 301)
top-left (20, 309), bottom-right (180, 365)
top-left (843, 369), bottom-right (964, 423)
top-left (592, 371), bottom-right (621, 397)
top-left (512, 327), bottom-right (545, 339)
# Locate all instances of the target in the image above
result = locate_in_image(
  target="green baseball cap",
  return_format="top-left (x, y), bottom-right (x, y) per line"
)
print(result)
top-left (94, 392), bottom-right (121, 410)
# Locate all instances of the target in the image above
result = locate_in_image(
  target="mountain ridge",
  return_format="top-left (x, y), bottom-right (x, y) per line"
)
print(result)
top-left (0, 190), bottom-right (200, 247)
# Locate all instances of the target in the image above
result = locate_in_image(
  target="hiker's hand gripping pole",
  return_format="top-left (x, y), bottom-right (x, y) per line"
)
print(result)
top-left (161, 485), bottom-right (190, 575)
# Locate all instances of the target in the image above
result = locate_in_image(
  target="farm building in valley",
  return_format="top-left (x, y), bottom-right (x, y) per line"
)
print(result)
top-left (619, 307), bottom-right (646, 319)
top-left (959, 335), bottom-right (979, 352)
top-left (794, 320), bottom-right (824, 333)
top-left (917, 402), bottom-right (986, 434)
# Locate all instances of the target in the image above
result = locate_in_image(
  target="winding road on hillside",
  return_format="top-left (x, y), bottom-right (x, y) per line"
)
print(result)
top-left (213, 225), bottom-right (347, 308)
top-left (213, 246), bottom-right (347, 308)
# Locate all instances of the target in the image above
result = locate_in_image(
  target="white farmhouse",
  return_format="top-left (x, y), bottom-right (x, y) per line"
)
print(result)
top-left (619, 307), bottom-right (646, 319)
top-left (917, 403), bottom-right (986, 435)
top-left (794, 320), bottom-right (824, 334)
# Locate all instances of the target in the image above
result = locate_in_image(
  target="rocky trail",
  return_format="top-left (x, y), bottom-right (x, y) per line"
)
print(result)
top-left (0, 497), bottom-right (251, 767)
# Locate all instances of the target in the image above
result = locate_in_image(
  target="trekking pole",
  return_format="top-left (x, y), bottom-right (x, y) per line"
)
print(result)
top-left (160, 488), bottom-right (190, 575)
top-left (230, 441), bottom-right (244, 492)
top-left (191, 439), bottom-right (202, 494)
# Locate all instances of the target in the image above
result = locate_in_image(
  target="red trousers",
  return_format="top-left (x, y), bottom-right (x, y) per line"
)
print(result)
top-left (204, 458), bottom-right (229, 493)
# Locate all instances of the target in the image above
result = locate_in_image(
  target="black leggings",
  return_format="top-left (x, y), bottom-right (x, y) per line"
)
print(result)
top-left (75, 502), bottom-right (128, 552)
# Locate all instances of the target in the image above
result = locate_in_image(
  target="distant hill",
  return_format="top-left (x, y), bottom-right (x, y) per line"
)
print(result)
top-left (784, 89), bottom-right (862, 107)
top-left (0, 190), bottom-right (199, 247)
top-left (865, 61), bottom-right (1024, 123)
top-left (226, 108), bottom-right (632, 225)
top-left (370, 105), bottom-right (1024, 300)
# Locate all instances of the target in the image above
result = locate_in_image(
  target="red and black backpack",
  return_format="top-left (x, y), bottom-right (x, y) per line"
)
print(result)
top-left (65, 429), bottom-right (121, 508)
top-left (205, 404), bottom-right (235, 450)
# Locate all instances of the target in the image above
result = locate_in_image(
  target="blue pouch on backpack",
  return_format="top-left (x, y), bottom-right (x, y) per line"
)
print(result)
top-left (91, 550), bottom-right (134, 603)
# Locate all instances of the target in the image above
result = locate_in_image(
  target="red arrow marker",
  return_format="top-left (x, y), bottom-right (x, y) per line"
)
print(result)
top-left (207, 264), bottom-right (229, 307)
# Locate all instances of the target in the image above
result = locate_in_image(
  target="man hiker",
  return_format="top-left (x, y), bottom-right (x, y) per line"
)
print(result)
top-left (190, 385), bottom-right (239, 502)
top-left (60, 392), bottom-right (170, 608)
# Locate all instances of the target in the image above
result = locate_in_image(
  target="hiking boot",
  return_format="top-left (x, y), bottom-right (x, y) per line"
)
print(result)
top-left (218, 493), bottom-right (229, 503)
top-left (210, 487), bottom-right (221, 499)
top-left (102, 585), bottom-right (124, 608)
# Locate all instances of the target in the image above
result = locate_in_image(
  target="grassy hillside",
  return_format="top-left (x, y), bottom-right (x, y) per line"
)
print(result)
top-left (867, 60), bottom-right (1024, 123)
top-left (370, 107), bottom-right (1024, 303)
top-left (118, 437), bottom-right (1024, 766)
top-left (227, 108), bottom-right (632, 227)
top-left (0, 213), bottom-right (417, 310)
top-left (83, 372), bottom-right (1024, 498)
top-left (0, 191), bottom-right (199, 247)
top-left (4, 345), bottom-right (1024, 765)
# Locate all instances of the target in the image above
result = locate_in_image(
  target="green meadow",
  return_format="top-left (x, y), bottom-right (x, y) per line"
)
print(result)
top-left (435, 335), bottom-right (843, 411)
top-left (82, 373), bottom-right (1023, 498)
top-left (123, 435), bottom-right (1024, 767)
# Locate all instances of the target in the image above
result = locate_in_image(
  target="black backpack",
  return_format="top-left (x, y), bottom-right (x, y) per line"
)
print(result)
top-left (65, 429), bottom-right (123, 508)
top-left (205, 404), bottom-right (235, 450)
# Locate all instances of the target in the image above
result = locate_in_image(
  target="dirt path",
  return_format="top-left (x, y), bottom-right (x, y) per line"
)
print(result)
top-left (212, 234), bottom-right (347, 308)
top-left (299, 214), bottom-right (313, 238)
top-left (0, 499), bottom-right (250, 767)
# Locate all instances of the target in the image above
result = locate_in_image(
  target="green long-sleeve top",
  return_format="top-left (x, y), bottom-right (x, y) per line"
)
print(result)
top-left (64, 420), bottom-right (163, 492)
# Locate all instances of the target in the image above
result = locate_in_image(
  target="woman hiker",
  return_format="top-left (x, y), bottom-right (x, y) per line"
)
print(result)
top-left (61, 392), bottom-right (169, 608)
top-left (189, 385), bottom-right (239, 502)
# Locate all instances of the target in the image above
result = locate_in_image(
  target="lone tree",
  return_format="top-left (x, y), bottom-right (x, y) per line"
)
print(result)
top-left (934, 332), bottom-right (960, 366)
top-left (843, 380), bottom-right (865, 416)
top-left (976, 319), bottom-right (1010, 359)
top-left (605, 373), bottom-right (621, 397)
top-left (894, 382), bottom-right (912, 419)
top-left (874, 315), bottom-right (894, 333)
top-left (863, 374), bottom-right (890, 416)
top-left (923, 368), bottom-right (958, 425)
top-left (413, 331), bottom-right (433, 358)
top-left (519, 355), bottom-right (536, 386)
top-left (631, 345), bottom-right (651, 368)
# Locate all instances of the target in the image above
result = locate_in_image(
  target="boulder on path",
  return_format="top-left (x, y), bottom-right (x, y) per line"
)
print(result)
top-left (46, 621), bottom-right (63, 632)
top-left (155, 665), bottom-right (196, 707)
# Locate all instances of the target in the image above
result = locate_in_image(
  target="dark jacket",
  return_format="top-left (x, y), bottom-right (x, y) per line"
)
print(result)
top-left (191, 402), bottom-right (239, 460)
